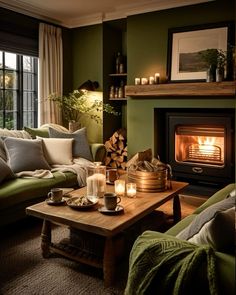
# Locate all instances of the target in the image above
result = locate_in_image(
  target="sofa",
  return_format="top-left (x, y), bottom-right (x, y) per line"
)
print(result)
top-left (125, 183), bottom-right (235, 295)
top-left (0, 124), bottom-right (106, 227)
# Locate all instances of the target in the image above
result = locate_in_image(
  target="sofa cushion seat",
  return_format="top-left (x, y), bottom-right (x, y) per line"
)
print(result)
top-left (165, 214), bottom-right (197, 236)
top-left (0, 171), bottom-right (77, 209)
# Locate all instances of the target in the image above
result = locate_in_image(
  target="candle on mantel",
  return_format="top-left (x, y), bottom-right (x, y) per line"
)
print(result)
top-left (114, 179), bottom-right (125, 196)
top-left (141, 78), bottom-right (148, 85)
top-left (149, 76), bottom-right (155, 84)
top-left (154, 73), bottom-right (160, 84)
top-left (126, 183), bottom-right (137, 198)
top-left (135, 78), bottom-right (141, 85)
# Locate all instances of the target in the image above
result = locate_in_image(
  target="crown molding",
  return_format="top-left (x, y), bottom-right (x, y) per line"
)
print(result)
top-left (0, 0), bottom-right (215, 28)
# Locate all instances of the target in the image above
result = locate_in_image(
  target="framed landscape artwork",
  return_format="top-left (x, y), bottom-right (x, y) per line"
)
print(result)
top-left (167, 22), bottom-right (232, 82)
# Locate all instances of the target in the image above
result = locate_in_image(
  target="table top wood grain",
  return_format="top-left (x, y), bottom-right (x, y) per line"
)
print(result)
top-left (26, 181), bottom-right (188, 237)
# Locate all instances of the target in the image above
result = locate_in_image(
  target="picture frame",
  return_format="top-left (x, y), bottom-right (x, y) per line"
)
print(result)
top-left (167, 22), bottom-right (233, 82)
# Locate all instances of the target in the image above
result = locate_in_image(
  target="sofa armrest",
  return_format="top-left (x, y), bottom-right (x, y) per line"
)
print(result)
top-left (194, 183), bottom-right (235, 214)
top-left (90, 143), bottom-right (107, 163)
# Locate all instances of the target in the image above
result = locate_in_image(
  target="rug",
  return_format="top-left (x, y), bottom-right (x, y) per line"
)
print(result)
top-left (0, 218), bottom-right (127, 295)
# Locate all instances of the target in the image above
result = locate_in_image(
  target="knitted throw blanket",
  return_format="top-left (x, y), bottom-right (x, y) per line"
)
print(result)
top-left (125, 233), bottom-right (218, 295)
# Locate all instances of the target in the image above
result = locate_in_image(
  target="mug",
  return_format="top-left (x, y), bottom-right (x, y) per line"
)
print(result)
top-left (47, 188), bottom-right (63, 202)
top-left (106, 168), bottom-right (119, 183)
top-left (104, 192), bottom-right (121, 210)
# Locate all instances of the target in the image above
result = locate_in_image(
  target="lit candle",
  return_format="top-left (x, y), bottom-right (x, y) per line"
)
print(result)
top-left (114, 179), bottom-right (125, 196)
top-left (126, 183), bottom-right (137, 198)
top-left (154, 73), bottom-right (160, 84)
top-left (135, 78), bottom-right (141, 85)
top-left (149, 76), bottom-right (155, 84)
top-left (87, 173), bottom-right (106, 200)
top-left (141, 78), bottom-right (148, 85)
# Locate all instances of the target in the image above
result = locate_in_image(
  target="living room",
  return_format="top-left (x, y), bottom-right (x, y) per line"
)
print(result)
top-left (0, 0), bottom-right (235, 294)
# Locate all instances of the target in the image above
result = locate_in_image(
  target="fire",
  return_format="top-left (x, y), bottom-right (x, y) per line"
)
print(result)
top-left (197, 137), bottom-right (216, 155)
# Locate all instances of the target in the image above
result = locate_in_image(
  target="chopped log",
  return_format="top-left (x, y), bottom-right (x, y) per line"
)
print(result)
top-left (104, 128), bottom-right (127, 170)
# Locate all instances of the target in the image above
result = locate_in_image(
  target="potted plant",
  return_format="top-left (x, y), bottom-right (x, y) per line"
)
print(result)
top-left (49, 90), bottom-right (119, 132)
top-left (199, 48), bottom-right (227, 82)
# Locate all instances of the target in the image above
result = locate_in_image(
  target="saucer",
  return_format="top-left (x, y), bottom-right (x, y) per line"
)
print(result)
top-left (46, 197), bottom-right (66, 206)
top-left (98, 205), bottom-right (124, 215)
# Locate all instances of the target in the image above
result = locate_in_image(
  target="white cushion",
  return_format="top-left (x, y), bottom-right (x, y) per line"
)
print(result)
top-left (37, 137), bottom-right (74, 165)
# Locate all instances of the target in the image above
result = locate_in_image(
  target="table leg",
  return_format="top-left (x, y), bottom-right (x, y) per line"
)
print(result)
top-left (173, 194), bottom-right (181, 223)
top-left (41, 219), bottom-right (51, 258)
top-left (103, 237), bottom-right (115, 287)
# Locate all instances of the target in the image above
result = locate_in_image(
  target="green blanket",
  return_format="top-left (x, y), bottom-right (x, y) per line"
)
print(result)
top-left (125, 232), bottom-right (218, 295)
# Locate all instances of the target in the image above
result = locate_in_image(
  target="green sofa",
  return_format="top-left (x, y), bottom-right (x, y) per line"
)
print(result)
top-left (125, 183), bottom-right (235, 295)
top-left (0, 126), bottom-right (106, 227)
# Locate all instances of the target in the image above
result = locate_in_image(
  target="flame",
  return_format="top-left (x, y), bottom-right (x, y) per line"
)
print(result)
top-left (197, 137), bottom-right (216, 154)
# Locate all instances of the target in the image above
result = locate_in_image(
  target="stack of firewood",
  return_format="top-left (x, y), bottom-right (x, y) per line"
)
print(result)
top-left (105, 128), bottom-right (127, 170)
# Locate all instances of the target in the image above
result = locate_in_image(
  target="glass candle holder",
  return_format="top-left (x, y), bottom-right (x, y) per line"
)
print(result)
top-left (114, 179), bottom-right (125, 196)
top-left (126, 183), bottom-right (137, 198)
top-left (86, 165), bottom-right (106, 201)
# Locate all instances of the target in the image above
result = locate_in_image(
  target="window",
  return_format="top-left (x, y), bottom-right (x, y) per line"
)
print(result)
top-left (0, 51), bottom-right (38, 129)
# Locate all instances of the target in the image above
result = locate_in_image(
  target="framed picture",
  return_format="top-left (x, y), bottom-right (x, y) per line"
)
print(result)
top-left (167, 22), bottom-right (233, 82)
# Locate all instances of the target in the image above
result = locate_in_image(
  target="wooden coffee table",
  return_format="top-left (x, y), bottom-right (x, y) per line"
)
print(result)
top-left (26, 180), bottom-right (188, 286)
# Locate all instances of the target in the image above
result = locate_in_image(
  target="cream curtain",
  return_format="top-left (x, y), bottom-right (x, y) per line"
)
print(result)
top-left (39, 23), bottom-right (63, 125)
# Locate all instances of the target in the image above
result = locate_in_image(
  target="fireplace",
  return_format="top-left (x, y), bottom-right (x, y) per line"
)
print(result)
top-left (155, 109), bottom-right (235, 187)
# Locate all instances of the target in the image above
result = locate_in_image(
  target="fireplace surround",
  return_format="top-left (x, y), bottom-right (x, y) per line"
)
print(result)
top-left (155, 108), bottom-right (235, 188)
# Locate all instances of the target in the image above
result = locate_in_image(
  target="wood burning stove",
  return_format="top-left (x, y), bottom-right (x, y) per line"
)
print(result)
top-left (156, 109), bottom-right (235, 186)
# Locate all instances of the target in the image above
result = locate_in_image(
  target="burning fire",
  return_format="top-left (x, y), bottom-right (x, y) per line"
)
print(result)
top-left (197, 137), bottom-right (216, 155)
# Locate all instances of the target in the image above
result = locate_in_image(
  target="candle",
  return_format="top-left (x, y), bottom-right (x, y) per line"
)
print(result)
top-left (149, 76), bottom-right (155, 84)
top-left (141, 78), bottom-right (148, 85)
top-left (114, 179), bottom-right (125, 196)
top-left (135, 78), bottom-right (141, 85)
top-left (155, 73), bottom-right (160, 84)
top-left (87, 173), bottom-right (106, 200)
top-left (126, 183), bottom-right (137, 198)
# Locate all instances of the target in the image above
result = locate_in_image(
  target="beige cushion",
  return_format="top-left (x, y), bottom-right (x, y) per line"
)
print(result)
top-left (38, 137), bottom-right (74, 165)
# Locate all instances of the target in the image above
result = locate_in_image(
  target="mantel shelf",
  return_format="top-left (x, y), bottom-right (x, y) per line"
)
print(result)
top-left (125, 81), bottom-right (235, 97)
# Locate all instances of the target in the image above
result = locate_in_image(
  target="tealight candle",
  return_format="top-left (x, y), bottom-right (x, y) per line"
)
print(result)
top-left (114, 179), bottom-right (125, 196)
top-left (154, 73), bottom-right (160, 84)
top-left (135, 78), bottom-right (141, 85)
top-left (149, 76), bottom-right (155, 84)
top-left (141, 78), bottom-right (148, 85)
top-left (126, 183), bottom-right (137, 198)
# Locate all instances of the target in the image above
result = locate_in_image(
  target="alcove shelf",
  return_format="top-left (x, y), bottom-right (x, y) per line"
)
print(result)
top-left (125, 81), bottom-right (235, 97)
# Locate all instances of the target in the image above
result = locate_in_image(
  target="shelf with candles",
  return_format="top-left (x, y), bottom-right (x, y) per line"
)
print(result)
top-left (125, 81), bottom-right (235, 97)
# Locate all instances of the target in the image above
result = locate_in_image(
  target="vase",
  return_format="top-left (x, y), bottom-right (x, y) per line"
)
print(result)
top-left (86, 165), bottom-right (106, 201)
top-left (69, 121), bottom-right (81, 133)
top-left (206, 66), bottom-right (216, 82)
top-left (216, 66), bottom-right (224, 82)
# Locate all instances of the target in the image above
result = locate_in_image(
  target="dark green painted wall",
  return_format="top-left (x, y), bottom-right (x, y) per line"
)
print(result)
top-left (126, 0), bottom-right (235, 157)
top-left (72, 25), bottom-right (103, 90)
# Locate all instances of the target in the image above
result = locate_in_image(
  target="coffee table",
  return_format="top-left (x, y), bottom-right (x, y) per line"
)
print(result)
top-left (26, 180), bottom-right (188, 286)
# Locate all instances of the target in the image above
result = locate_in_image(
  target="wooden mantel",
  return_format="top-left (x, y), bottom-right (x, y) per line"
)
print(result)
top-left (125, 81), bottom-right (235, 97)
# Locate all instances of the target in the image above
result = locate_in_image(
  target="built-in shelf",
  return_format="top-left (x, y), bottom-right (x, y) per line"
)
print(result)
top-left (109, 73), bottom-right (127, 77)
top-left (125, 81), bottom-right (235, 97)
top-left (109, 97), bottom-right (127, 101)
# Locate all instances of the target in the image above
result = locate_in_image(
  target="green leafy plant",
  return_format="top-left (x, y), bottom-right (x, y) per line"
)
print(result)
top-left (49, 90), bottom-right (119, 124)
top-left (198, 48), bottom-right (227, 68)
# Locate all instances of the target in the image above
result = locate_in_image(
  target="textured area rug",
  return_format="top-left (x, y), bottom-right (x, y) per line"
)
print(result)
top-left (0, 219), bottom-right (127, 295)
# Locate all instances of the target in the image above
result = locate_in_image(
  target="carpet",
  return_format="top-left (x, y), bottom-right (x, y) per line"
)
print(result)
top-left (0, 218), bottom-right (127, 295)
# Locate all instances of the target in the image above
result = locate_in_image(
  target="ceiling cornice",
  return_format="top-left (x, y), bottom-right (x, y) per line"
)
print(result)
top-left (0, 0), bottom-right (215, 28)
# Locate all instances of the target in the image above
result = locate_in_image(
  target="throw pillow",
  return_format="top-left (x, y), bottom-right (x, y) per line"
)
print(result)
top-left (0, 138), bottom-right (7, 161)
top-left (48, 127), bottom-right (93, 161)
top-left (38, 137), bottom-right (74, 165)
top-left (0, 158), bottom-right (15, 183)
top-left (3, 137), bottom-right (51, 173)
top-left (24, 127), bottom-right (49, 139)
top-left (177, 196), bottom-right (235, 253)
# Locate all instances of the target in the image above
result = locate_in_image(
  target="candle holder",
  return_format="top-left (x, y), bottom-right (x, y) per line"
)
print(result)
top-left (126, 183), bottom-right (137, 198)
top-left (86, 165), bottom-right (106, 201)
top-left (114, 179), bottom-right (125, 196)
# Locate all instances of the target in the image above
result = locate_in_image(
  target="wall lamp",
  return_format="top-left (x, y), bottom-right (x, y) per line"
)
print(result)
top-left (78, 80), bottom-right (99, 91)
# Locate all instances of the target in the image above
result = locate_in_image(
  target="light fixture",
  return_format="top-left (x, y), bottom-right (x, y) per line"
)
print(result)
top-left (78, 80), bottom-right (99, 91)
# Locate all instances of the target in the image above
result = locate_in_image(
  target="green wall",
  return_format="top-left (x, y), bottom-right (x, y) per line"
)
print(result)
top-left (126, 0), bottom-right (235, 157)
top-left (71, 25), bottom-right (103, 143)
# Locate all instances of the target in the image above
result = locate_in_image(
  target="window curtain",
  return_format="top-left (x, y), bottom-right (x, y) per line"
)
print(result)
top-left (39, 23), bottom-right (63, 125)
